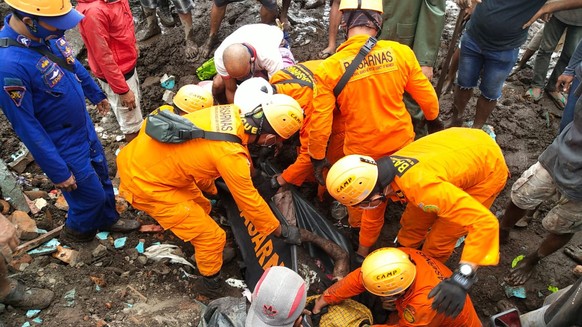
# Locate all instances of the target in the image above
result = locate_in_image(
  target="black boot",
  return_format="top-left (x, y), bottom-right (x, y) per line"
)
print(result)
top-left (157, 0), bottom-right (175, 28)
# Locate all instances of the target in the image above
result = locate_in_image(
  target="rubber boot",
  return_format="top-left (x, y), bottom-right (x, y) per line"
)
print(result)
top-left (473, 95), bottom-right (497, 129)
top-left (157, 0), bottom-right (175, 28)
top-left (201, 273), bottom-right (240, 298)
top-left (0, 280), bottom-right (54, 310)
top-left (138, 8), bottom-right (161, 42)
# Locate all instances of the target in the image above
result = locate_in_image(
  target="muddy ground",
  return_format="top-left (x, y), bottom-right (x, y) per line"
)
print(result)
top-left (1, 0), bottom-right (581, 326)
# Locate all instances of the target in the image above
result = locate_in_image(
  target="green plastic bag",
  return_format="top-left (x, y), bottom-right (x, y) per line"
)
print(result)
top-left (196, 57), bottom-right (217, 81)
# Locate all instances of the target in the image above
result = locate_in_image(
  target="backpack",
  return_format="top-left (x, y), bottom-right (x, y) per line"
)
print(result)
top-left (145, 108), bottom-right (242, 144)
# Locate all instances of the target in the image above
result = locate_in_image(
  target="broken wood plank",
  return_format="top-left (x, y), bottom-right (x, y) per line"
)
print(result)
top-left (14, 224), bottom-right (63, 256)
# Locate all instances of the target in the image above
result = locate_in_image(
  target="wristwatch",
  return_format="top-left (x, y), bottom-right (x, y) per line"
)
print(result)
top-left (452, 264), bottom-right (477, 291)
top-left (459, 263), bottom-right (475, 278)
top-left (270, 176), bottom-right (281, 189)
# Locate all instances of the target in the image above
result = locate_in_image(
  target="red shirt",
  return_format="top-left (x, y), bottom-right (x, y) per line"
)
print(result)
top-left (77, 0), bottom-right (138, 94)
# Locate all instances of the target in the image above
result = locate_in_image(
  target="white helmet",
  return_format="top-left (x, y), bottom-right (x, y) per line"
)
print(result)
top-left (234, 77), bottom-right (274, 115)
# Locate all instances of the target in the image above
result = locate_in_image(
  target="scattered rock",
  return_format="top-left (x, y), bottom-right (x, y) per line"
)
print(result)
top-left (92, 244), bottom-right (108, 259)
top-left (10, 210), bottom-right (38, 240)
top-left (54, 194), bottom-right (69, 211)
top-left (24, 190), bottom-right (49, 200)
top-left (53, 245), bottom-right (80, 265)
top-left (0, 199), bottom-right (10, 214)
top-left (574, 265), bottom-right (582, 277)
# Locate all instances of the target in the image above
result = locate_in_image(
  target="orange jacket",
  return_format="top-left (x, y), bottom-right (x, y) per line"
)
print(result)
top-left (117, 105), bottom-right (280, 235)
top-left (323, 248), bottom-right (481, 327)
top-left (389, 128), bottom-right (508, 266)
top-left (308, 34), bottom-right (439, 160)
top-left (272, 60), bottom-right (347, 185)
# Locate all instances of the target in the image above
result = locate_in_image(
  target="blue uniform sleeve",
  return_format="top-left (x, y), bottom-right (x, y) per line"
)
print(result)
top-left (564, 39), bottom-right (582, 76)
top-left (74, 60), bottom-right (107, 105)
top-left (0, 72), bottom-right (72, 184)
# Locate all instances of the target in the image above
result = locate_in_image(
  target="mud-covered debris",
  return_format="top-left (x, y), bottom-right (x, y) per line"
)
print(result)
top-left (92, 244), bottom-right (108, 259)
top-left (63, 288), bottom-right (76, 307)
top-left (23, 190), bottom-right (48, 200)
top-left (10, 253), bottom-right (32, 271)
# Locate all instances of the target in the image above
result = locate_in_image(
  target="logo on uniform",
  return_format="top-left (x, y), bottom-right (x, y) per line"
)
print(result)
top-left (36, 57), bottom-right (51, 73)
top-left (42, 65), bottom-right (64, 88)
top-left (403, 305), bottom-right (416, 323)
top-left (56, 37), bottom-right (75, 65)
top-left (16, 35), bottom-right (31, 47)
top-left (3, 85), bottom-right (26, 107)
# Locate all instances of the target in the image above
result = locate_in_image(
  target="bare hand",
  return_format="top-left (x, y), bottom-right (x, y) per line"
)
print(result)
top-left (523, 3), bottom-right (551, 29)
top-left (421, 66), bottom-right (434, 80)
top-left (455, 0), bottom-right (481, 10)
top-left (556, 74), bottom-right (574, 93)
top-left (55, 174), bottom-right (77, 192)
top-left (120, 90), bottom-right (137, 111)
top-left (311, 295), bottom-right (328, 314)
top-left (0, 214), bottom-right (19, 261)
top-left (96, 99), bottom-right (110, 116)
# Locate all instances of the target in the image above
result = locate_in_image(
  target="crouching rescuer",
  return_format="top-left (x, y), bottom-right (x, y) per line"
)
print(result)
top-left (116, 93), bottom-right (303, 296)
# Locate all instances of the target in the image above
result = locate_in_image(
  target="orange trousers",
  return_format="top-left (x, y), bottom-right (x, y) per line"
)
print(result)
top-left (128, 188), bottom-right (225, 276)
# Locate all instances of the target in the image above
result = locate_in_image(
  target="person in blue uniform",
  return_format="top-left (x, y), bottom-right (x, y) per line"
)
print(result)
top-left (0, 0), bottom-right (140, 243)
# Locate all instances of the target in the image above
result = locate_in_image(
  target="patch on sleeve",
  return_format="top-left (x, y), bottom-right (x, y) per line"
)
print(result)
top-left (403, 305), bottom-right (416, 323)
top-left (55, 37), bottom-right (75, 65)
top-left (36, 56), bottom-right (52, 73)
top-left (3, 82), bottom-right (26, 107)
top-left (418, 202), bottom-right (439, 213)
top-left (390, 155), bottom-right (419, 176)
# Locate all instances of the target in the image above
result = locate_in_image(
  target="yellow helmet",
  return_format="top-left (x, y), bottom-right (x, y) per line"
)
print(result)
top-left (361, 248), bottom-right (416, 297)
top-left (339, 0), bottom-right (383, 14)
top-left (261, 94), bottom-right (303, 139)
top-left (234, 77), bottom-right (274, 115)
top-left (6, 0), bottom-right (84, 30)
top-left (326, 155), bottom-right (378, 206)
top-left (173, 84), bottom-right (214, 114)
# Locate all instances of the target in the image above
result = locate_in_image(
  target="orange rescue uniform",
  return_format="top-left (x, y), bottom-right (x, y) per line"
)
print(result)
top-left (117, 105), bottom-right (280, 276)
top-left (308, 34), bottom-right (439, 161)
top-left (361, 128), bottom-right (508, 266)
top-left (323, 248), bottom-right (481, 327)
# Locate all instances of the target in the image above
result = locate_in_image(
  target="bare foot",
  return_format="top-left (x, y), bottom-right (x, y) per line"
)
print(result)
top-left (564, 244), bottom-right (582, 264)
top-left (505, 257), bottom-right (537, 286)
top-left (200, 35), bottom-right (218, 60)
top-left (185, 40), bottom-right (199, 59)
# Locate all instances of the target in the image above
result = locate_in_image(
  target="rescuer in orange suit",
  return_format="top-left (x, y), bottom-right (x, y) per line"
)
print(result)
top-left (311, 247), bottom-right (481, 326)
top-left (117, 93), bottom-right (304, 296)
top-left (326, 128), bottom-right (509, 318)
top-left (234, 63), bottom-right (363, 226)
top-left (307, 0), bottom-right (443, 229)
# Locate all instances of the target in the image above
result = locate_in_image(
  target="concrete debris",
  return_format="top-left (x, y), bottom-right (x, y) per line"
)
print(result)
top-left (574, 265), bottom-right (582, 277)
top-left (10, 210), bottom-right (38, 240)
top-left (54, 194), bottom-right (69, 211)
top-left (52, 245), bottom-right (80, 265)
top-left (139, 224), bottom-right (163, 233)
top-left (92, 244), bottom-right (108, 258)
top-left (143, 244), bottom-right (195, 269)
top-left (0, 199), bottom-right (10, 214)
top-left (0, 158), bottom-right (30, 213)
top-left (8, 143), bottom-right (34, 174)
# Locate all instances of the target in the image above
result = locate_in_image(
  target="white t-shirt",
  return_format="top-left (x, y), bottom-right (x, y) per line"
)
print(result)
top-left (214, 24), bottom-right (285, 79)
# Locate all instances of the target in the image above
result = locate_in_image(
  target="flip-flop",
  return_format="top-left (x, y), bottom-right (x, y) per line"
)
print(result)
top-left (546, 90), bottom-right (567, 110)
top-left (524, 88), bottom-right (544, 102)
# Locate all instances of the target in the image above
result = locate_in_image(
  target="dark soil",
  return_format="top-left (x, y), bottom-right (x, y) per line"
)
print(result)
top-left (0, 0), bottom-right (580, 326)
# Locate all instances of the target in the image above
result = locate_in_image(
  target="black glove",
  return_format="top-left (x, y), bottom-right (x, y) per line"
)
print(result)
top-left (426, 117), bottom-right (444, 134)
top-left (279, 224), bottom-right (301, 245)
top-left (428, 271), bottom-right (476, 318)
top-left (311, 157), bottom-right (330, 186)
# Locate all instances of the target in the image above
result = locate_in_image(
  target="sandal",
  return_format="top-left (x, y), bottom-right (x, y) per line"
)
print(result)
top-left (318, 49), bottom-right (334, 59)
top-left (524, 87), bottom-right (543, 102)
top-left (546, 90), bottom-right (567, 110)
